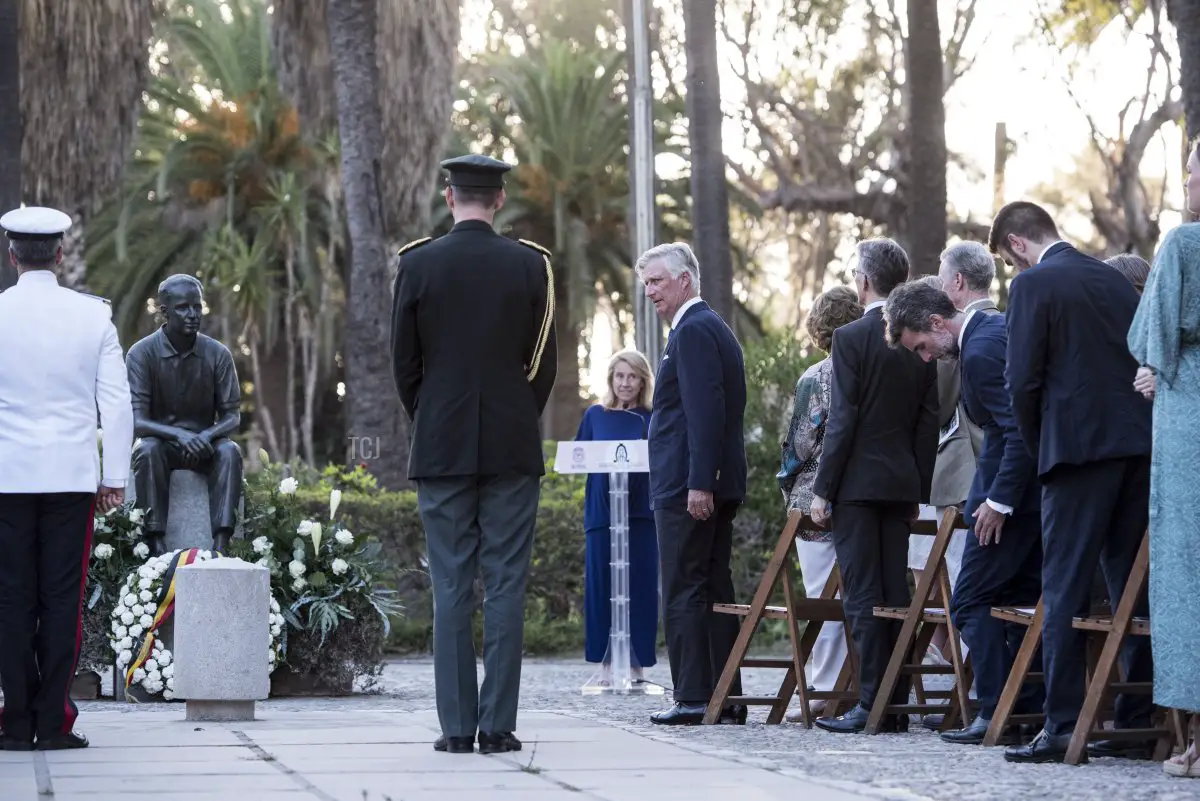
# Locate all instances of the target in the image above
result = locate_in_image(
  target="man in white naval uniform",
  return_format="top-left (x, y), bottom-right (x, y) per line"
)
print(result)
top-left (0, 207), bottom-right (134, 751)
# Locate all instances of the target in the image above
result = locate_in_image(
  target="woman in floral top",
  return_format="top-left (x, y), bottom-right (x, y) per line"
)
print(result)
top-left (778, 285), bottom-right (863, 721)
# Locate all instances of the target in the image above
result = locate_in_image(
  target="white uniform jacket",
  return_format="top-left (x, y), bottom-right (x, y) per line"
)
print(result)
top-left (0, 270), bottom-right (134, 493)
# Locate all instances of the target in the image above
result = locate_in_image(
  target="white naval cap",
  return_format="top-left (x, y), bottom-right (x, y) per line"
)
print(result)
top-left (0, 206), bottom-right (72, 240)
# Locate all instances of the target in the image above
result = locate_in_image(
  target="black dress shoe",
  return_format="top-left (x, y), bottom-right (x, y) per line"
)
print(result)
top-left (0, 734), bottom-right (33, 752)
top-left (1087, 738), bottom-right (1154, 760)
top-left (1004, 728), bottom-right (1075, 763)
top-left (940, 715), bottom-right (1021, 745)
top-left (433, 734), bottom-right (474, 754)
top-left (922, 714), bottom-right (945, 731)
top-left (719, 704), bottom-right (747, 725)
top-left (651, 702), bottom-right (707, 725)
top-left (815, 704), bottom-right (907, 734)
top-left (35, 731), bottom-right (88, 750)
top-left (478, 732), bottom-right (521, 754)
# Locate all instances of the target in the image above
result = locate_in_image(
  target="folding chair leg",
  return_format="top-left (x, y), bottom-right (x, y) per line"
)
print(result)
top-left (983, 599), bottom-right (1043, 747)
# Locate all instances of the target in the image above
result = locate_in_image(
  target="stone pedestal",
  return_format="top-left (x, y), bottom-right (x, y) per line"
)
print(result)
top-left (173, 558), bottom-right (270, 722)
top-left (127, 468), bottom-right (245, 552)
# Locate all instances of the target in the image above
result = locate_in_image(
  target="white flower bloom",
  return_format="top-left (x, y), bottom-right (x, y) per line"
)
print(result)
top-left (129, 508), bottom-right (145, 524)
top-left (118, 650), bottom-right (132, 666)
top-left (116, 625), bottom-right (128, 639)
top-left (131, 604), bottom-right (144, 617)
top-left (329, 489), bottom-right (342, 520)
top-left (124, 593), bottom-right (138, 607)
top-left (145, 658), bottom-right (158, 672)
top-left (335, 529), bottom-right (354, 546)
top-left (129, 624), bottom-right (143, 638)
top-left (118, 637), bottom-right (133, 651)
top-left (120, 611), bottom-right (135, 625)
top-left (162, 662), bottom-right (174, 677)
top-left (137, 566), bottom-right (153, 579)
top-left (147, 669), bottom-right (162, 683)
top-left (93, 543), bottom-right (114, 560)
top-left (158, 652), bottom-right (172, 667)
top-left (292, 549), bottom-right (305, 563)
top-left (296, 520), bottom-right (315, 536)
top-left (139, 590), bottom-right (153, 603)
top-left (331, 558), bottom-right (349, 576)
top-left (251, 536), bottom-right (270, 554)
top-left (138, 577), bottom-right (153, 590)
top-left (163, 688), bottom-right (175, 700)
top-left (133, 668), bottom-right (146, 682)
top-left (288, 560), bottom-right (306, 578)
top-left (139, 615), bottom-right (154, 628)
top-left (278, 477), bottom-right (298, 494)
top-left (133, 542), bottom-right (150, 559)
top-left (292, 578), bottom-right (307, 592)
top-left (95, 520), bottom-right (111, 534)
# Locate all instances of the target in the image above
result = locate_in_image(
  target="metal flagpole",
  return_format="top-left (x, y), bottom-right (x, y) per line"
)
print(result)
top-left (629, 0), bottom-right (663, 370)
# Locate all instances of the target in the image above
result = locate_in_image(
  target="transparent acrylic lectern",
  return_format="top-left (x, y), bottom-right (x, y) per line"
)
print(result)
top-left (554, 440), bottom-right (663, 696)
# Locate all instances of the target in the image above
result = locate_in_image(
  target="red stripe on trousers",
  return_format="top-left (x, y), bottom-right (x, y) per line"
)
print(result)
top-left (63, 496), bottom-right (96, 734)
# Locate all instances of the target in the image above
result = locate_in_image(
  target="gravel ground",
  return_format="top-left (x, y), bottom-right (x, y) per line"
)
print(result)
top-left (77, 657), bottom-right (1199, 801)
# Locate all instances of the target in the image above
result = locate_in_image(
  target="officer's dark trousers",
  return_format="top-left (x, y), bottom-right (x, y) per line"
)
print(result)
top-left (950, 510), bottom-right (1044, 720)
top-left (655, 502), bottom-right (743, 704)
top-left (829, 502), bottom-right (912, 710)
top-left (1040, 456), bottom-right (1153, 735)
top-left (416, 474), bottom-right (539, 738)
top-left (0, 492), bottom-right (94, 742)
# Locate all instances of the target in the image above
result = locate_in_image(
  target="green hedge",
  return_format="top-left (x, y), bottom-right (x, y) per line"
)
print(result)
top-left (287, 333), bottom-right (819, 656)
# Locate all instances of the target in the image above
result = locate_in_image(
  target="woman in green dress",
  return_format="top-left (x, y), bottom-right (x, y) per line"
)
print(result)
top-left (1128, 139), bottom-right (1200, 779)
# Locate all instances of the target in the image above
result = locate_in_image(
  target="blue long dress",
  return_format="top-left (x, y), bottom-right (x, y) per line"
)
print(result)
top-left (1128, 222), bottom-right (1200, 712)
top-left (575, 404), bottom-right (659, 667)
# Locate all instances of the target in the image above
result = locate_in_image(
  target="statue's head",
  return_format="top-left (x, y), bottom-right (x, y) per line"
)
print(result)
top-left (157, 274), bottom-right (204, 338)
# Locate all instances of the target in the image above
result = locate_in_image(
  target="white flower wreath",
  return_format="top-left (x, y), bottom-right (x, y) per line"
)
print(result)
top-left (110, 549), bottom-right (286, 700)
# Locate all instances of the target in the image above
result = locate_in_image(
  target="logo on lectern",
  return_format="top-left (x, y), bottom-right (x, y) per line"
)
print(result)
top-left (614, 443), bottom-right (629, 463)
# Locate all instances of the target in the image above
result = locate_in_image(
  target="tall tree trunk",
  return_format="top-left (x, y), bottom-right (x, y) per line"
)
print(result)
top-left (0, 0), bottom-right (18, 291)
top-left (681, 0), bottom-right (735, 325)
top-left (1170, 0), bottom-right (1200, 140)
top-left (327, 0), bottom-right (410, 490)
top-left (904, 0), bottom-right (947, 277)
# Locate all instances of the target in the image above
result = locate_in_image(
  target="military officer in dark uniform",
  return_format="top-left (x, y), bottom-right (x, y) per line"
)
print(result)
top-left (391, 154), bottom-right (557, 756)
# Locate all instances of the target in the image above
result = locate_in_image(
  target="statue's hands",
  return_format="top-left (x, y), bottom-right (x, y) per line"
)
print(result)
top-left (178, 431), bottom-right (214, 464)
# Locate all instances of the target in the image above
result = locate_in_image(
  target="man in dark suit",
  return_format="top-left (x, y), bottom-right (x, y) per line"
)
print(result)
top-left (809, 238), bottom-right (940, 734)
top-left (636, 242), bottom-right (748, 726)
top-left (989, 201), bottom-right (1154, 763)
top-left (884, 280), bottom-right (1044, 745)
top-left (390, 154), bottom-right (557, 755)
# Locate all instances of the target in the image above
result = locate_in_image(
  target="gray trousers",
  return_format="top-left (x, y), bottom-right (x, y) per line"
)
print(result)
top-left (416, 474), bottom-right (540, 737)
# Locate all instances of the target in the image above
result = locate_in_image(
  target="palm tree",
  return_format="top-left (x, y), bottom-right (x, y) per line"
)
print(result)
top-left (17, 0), bottom-right (159, 291)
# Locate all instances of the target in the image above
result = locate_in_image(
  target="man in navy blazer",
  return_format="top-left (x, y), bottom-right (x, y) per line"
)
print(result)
top-left (989, 201), bottom-right (1154, 763)
top-left (884, 281), bottom-right (1044, 746)
top-left (636, 242), bottom-right (748, 726)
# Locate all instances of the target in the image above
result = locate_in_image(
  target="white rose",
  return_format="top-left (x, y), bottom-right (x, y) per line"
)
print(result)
top-left (296, 520), bottom-right (315, 536)
top-left (288, 560), bottom-right (306, 578)
top-left (116, 625), bottom-right (128, 639)
top-left (131, 604), bottom-right (144, 617)
top-left (158, 652), bottom-right (172, 667)
top-left (129, 508), bottom-right (145, 524)
top-left (120, 611), bottom-right (135, 625)
top-left (278, 477), bottom-right (298, 494)
top-left (139, 615), bottom-right (154, 628)
top-left (147, 669), bottom-right (162, 683)
top-left (335, 529), bottom-right (354, 546)
top-left (139, 590), bottom-right (153, 603)
top-left (163, 688), bottom-right (175, 700)
top-left (251, 536), bottom-right (270, 553)
top-left (93, 543), bottom-right (114, 560)
top-left (133, 542), bottom-right (150, 559)
top-left (124, 593), bottom-right (138, 607)
top-left (118, 649), bottom-right (132, 666)
top-left (137, 566), bottom-right (152, 578)
top-left (138, 578), bottom-right (153, 590)
top-left (133, 668), bottom-right (146, 682)
top-left (129, 624), bottom-right (143, 637)
top-left (331, 558), bottom-right (349, 576)
top-left (162, 662), bottom-right (174, 677)
top-left (145, 658), bottom-right (158, 672)
top-left (118, 637), bottom-right (133, 651)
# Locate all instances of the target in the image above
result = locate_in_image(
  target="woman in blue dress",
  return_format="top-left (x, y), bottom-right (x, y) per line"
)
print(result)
top-left (575, 349), bottom-right (658, 681)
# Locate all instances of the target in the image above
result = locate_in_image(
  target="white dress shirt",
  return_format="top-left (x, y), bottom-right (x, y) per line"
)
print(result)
top-left (956, 303), bottom-right (1013, 516)
top-left (0, 270), bottom-right (134, 493)
top-left (1037, 240), bottom-right (1066, 264)
top-left (671, 296), bottom-right (705, 330)
top-left (864, 299), bottom-right (886, 314)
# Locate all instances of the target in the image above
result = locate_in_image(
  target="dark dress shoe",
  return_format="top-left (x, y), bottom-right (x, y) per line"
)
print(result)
top-left (719, 705), bottom-right (747, 725)
top-left (35, 731), bottom-right (88, 750)
top-left (651, 702), bottom-right (707, 725)
top-left (1087, 738), bottom-right (1154, 760)
top-left (0, 734), bottom-right (33, 752)
top-left (433, 734), bottom-right (474, 754)
top-left (478, 732), bottom-right (521, 754)
top-left (940, 715), bottom-right (1021, 745)
top-left (922, 714), bottom-right (945, 731)
top-left (1004, 728), bottom-right (1074, 763)
top-left (816, 704), bottom-right (907, 734)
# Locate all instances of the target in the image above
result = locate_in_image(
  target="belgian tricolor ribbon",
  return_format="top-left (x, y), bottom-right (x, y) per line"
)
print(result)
top-left (124, 547), bottom-right (215, 691)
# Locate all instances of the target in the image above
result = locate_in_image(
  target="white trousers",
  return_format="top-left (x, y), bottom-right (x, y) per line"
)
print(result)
top-left (795, 539), bottom-right (849, 692)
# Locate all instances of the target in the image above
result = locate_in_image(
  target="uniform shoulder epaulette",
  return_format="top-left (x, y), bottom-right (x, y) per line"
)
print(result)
top-left (397, 237), bottom-right (432, 257)
top-left (518, 238), bottom-right (552, 258)
top-left (77, 291), bottom-right (111, 305)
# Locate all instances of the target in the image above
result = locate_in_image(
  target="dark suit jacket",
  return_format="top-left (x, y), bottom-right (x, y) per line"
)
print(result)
top-left (390, 220), bottom-right (558, 479)
top-left (812, 305), bottom-right (939, 505)
top-left (959, 312), bottom-right (1040, 526)
top-left (1004, 242), bottom-right (1152, 478)
top-left (648, 300), bottom-right (747, 510)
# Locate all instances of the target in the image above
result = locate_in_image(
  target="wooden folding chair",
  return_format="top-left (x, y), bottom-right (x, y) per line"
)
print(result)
top-left (864, 506), bottom-right (975, 735)
top-left (703, 509), bottom-right (858, 726)
top-left (1064, 530), bottom-right (1178, 765)
top-left (982, 599), bottom-right (1045, 746)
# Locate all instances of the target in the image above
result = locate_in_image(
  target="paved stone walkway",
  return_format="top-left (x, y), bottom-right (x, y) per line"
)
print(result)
top-left (14, 658), bottom-right (1194, 801)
